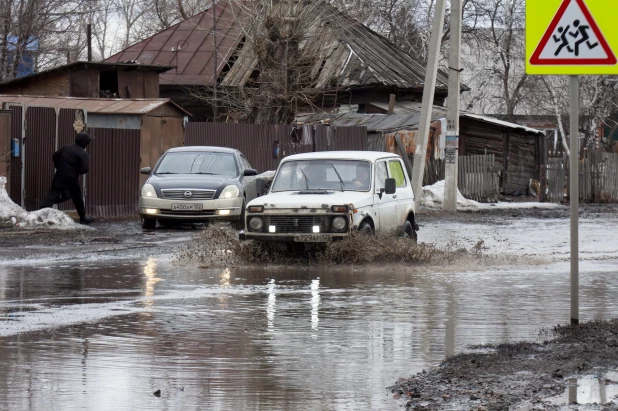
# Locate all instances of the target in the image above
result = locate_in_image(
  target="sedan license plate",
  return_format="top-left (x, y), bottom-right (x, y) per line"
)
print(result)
top-left (294, 234), bottom-right (332, 243)
top-left (171, 203), bottom-right (203, 211)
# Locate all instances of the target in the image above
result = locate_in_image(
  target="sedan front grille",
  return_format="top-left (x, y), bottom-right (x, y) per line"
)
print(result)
top-left (263, 215), bottom-right (331, 233)
top-left (160, 210), bottom-right (216, 216)
top-left (161, 189), bottom-right (216, 200)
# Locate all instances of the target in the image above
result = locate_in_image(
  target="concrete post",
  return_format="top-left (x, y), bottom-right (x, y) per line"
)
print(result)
top-left (443, 0), bottom-right (462, 212)
top-left (411, 0), bottom-right (447, 210)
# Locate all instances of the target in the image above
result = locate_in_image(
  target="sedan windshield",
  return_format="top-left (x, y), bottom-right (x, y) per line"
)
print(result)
top-left (271, 160), bottom-right (372, 192)
top-left (155, 152), bottom-right (238, 177)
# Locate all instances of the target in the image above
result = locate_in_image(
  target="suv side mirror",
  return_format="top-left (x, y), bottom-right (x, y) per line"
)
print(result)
top-left (256, 178), bottom-right (267, 196)
top-left (244, 168), bottom-right (258, 177)
top-left (385, 178), bottom-right (396, 195)
top-left (140, 167), bottom-right (152, 175)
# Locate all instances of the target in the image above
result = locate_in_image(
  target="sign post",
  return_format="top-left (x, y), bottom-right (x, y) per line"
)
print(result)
top-left (527, 0), bottom-right (618, 325)
top-left (569, 75), bottom-right (579, 325)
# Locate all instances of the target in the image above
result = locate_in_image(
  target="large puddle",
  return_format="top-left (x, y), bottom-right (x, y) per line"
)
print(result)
top-left (0, 215), bottom-right (617, 410)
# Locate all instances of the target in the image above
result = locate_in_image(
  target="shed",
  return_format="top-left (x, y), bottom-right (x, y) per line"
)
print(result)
top-left (300, 102), bottom-right (547, 195)
top-left (0, 62), bottom-right (173, 99)
top-left (0, 95), bottom-right (190, 216)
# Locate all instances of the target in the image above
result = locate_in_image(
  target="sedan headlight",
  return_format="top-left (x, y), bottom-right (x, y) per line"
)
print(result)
top-left (332, 216), bottom-right (347, 232)
top-left (220, 185), bottom-right (240, 199)
top-left (141, 184), bottom-right (157, 198)
top-left (249, 216), bottom-right (264, 232)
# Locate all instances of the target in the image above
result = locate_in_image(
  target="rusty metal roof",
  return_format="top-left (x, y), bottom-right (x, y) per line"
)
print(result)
top-left (104, 1), bottom-right (248, 86)
top-left (0, 95), bottom-right (191, 116)
top-left (104, 0), bottom-right (450, 91)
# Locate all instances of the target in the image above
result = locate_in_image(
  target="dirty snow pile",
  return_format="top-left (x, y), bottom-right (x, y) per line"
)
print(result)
top-left (0, 177), bottom-right (86, 229)
top-left (422, 180), bottom-right (562, 210)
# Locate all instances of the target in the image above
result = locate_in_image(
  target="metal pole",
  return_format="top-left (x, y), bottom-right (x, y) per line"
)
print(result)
top-left (212, 1), bottom-right (218, 121)
top-left (411, 0), bottom-right (447, 210)
top-left (443, 0), bottom-right (462, 212)
top-left (86, 24), bottom-right (92, 62)
top-left (570, 75), bottom-right (579, 326)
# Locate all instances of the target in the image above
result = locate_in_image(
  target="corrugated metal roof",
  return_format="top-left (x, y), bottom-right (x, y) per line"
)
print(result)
top-left (104, 1), bottom-right (248, 86)
top-left (104, 0), bottom-right (451, 91)
top-left (300, 101), bottom-right (544, 134)
top-left (0, 95), bottom-right (191, 116)
top-left (298, 112), bottom-right (421, 133)
top-left (462, 113), bottom-right (544, 134)
top-left (369, 101), bottom-right (544, 134)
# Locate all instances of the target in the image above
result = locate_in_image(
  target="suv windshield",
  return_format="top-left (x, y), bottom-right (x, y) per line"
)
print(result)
top-left (155, 152), bottom-right (238, 177)
top-left (271, 160), bottom-right (372, 192)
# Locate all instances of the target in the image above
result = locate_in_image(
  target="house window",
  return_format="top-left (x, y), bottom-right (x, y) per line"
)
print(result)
top-left (99, 71), bottom-right (119, 98)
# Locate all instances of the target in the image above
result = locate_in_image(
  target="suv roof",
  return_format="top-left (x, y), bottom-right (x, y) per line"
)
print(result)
top-left (282, 151), bottom-right (401, 162)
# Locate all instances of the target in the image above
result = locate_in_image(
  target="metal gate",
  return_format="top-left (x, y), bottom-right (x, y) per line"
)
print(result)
top-left (24, 107), bottom-right (56, 211)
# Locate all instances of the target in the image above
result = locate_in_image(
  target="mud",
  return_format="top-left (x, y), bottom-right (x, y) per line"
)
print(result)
top-left (0, 220), bottom-right (194, 263)
top-left (173, 222), bottom-right (537, 269)
top-left (392, 320), bottom-right (618, 410)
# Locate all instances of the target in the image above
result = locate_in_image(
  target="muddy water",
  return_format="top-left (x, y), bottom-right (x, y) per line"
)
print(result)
top-left (1, 215), bottom-right (618, 410)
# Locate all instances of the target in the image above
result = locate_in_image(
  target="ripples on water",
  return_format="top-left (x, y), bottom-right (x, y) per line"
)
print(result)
top-left (1, 215), bottom-right (618, 410)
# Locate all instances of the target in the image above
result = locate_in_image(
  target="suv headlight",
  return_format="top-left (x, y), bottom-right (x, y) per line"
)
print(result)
top-left (249, 216), bottom-right (264, 231)
top-left (220, 185), bottom-right (240, 199)
top-left (141, 184), bottom-right (157, 198)
top-left (332, 216), bottom-right (347, 232)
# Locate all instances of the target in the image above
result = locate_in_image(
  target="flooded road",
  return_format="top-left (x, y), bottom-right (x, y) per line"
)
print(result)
top-left (1, 214), bottom-right (617, 410)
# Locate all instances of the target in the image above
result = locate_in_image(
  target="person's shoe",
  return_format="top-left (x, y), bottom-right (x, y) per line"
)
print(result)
top-left (79, 216), bottom-right (95, 225)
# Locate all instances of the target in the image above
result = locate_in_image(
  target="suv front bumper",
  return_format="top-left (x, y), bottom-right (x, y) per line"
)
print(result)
top-left (239, 231), bottom-right (349, 242)
top-left (139, 196), bottom-right (243, 220)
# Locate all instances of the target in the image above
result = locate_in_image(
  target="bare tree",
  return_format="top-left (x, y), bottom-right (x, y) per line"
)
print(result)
top-left (116, 0), bottom-right (148, 47)
top-left (189, 0), bottom-right (350, 124)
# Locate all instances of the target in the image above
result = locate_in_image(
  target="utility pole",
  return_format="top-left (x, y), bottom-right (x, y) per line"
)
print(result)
top-left (411, 0), bottom-right (447, 210)
top-left (212, 1), bottom-right (218, 121)
top-left (443, 0), bottom-right (462, 212)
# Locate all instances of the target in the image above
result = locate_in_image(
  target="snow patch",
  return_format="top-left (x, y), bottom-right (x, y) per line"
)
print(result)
top-left (0, 177), bottom-right (89, 230)
top-left (422, 180), bottom-right (563, 210)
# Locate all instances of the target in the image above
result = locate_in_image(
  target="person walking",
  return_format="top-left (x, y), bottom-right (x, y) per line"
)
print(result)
top-left (41, 132), bottom-right (95, 225)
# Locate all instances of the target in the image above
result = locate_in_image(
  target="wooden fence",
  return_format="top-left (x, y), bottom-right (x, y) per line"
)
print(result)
top-left (580, 151), bottom-right (618, 203)
top-left (546, 156), bottom-right (566, 202)
top-left (458, 154), bottom-right (500, 202)
top-left (546, 151), bottom-right (618, 203)
top-left (423, 157), bottom-right (445, 186)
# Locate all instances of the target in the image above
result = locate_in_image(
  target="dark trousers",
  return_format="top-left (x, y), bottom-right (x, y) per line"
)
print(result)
top-left (42, 186), bottom-right (86, 219)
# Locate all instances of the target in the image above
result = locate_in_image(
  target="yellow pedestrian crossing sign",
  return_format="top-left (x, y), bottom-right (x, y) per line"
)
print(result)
top-left (526, 0), bottom-right (618, 74)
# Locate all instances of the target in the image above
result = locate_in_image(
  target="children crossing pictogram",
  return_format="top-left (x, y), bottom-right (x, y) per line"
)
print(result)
top-left (530, 0), bottom-right (616, 65)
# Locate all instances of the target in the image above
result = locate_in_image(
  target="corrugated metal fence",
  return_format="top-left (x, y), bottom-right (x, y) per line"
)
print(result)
top-left (7, 105), bottom-right (22, 204)
top-left (185, 123), bottom-right (367, 172)
top-left (5, 104), bottom-right (141, 216)
top-left (86, 128), bottom-right (140, 217)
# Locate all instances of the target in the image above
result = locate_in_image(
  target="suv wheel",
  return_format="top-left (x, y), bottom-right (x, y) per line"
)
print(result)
top-left (359, 221), bottom-right (373, 235)
top-left (402, 220), bottom-right (417, 242)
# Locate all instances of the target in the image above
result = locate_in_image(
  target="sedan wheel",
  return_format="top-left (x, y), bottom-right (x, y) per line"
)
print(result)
top-left (141, 217), bottom-right (156, 230)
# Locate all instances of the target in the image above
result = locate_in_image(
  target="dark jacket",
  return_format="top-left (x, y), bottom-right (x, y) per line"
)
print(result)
top-left (51, 133), bottom-right (91, 188)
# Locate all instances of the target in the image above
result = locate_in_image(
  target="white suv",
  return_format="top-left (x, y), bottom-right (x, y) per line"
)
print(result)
top-left (240, 151), bottom-right (418, 244)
